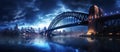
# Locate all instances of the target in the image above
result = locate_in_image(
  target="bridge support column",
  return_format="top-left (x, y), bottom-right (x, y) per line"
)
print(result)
top-left (87, 5), bottom-right (103, 35)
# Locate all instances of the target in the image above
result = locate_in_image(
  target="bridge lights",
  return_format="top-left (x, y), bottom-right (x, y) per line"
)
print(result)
top-left (87, 30), bottom-right (95, 35)
top-left (110, 12), bottom-right (113, 15)
top-left (116, 11), bottom-right (119, 13)
top-left (104, 13), bottom-right (107, 16)
top-left (109, 33), bottom-right (112, 35)
top-left (116, 33), bottom-right (120, 35)
top-left (87, 32), bottom-right (92, 35)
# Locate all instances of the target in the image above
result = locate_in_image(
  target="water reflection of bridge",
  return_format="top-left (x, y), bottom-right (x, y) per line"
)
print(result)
top-left (42, 5), bottom-right (120, 38)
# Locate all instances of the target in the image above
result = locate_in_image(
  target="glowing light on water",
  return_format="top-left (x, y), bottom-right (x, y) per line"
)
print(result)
top-left (30, 37), bottom-right (51, 50)
top-left (33, 39), bottom-right (48, 47)
top-left (24, 35), bottom-right (80, 52)
top-left (86, 37), bottom-right (94, 42)
top-left (75, 49), bottom-right (79, 52)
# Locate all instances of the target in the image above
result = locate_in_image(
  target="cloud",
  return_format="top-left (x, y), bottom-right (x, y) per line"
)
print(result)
top-left (0, 0), bottom-right (119, 29)
top-left (116, 0), bottom-right (120, 8)
top-left (91, 0), bottom-right (118, 12)
top-left (34, 0), bottom-right (58, 14)
top-left (60, 0), bottom-right (91, 12)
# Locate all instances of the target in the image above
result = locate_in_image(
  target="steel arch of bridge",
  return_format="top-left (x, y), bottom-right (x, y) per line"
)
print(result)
top-left (48, 12), bottom-right (88, 30)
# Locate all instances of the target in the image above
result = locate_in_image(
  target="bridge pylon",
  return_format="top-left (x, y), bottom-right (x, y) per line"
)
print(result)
top-left (87, 5), bottom-right (103, 35)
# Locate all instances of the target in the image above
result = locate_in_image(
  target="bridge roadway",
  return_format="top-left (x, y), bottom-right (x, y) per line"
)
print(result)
top-left (96, 14), bottom-right (120, 21)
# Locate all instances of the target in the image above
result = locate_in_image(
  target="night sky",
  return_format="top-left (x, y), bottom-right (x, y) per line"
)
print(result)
top-left (0, 0), bottom-right (120, 29)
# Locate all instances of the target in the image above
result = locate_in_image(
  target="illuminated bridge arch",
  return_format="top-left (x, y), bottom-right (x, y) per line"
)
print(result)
top-left (48, 12), bottom-right (88, 30)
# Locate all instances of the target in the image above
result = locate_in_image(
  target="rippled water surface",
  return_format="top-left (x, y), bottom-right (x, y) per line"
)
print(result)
top-left (0, 36), bottom-right (120, 52)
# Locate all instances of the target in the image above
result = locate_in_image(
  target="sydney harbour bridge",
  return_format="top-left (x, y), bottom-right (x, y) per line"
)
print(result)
top-left (42, 5), bottom-right (120, 38)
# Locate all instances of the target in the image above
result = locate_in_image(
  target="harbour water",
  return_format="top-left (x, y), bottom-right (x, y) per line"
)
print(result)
top-left (0, 35), bottom-right (120, 52)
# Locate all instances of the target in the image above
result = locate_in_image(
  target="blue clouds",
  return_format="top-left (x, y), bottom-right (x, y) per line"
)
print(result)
top-left (0, 0), bottom-right (119, 29)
